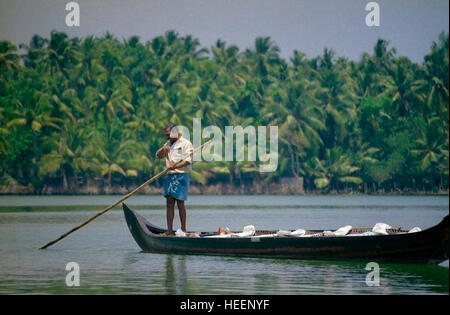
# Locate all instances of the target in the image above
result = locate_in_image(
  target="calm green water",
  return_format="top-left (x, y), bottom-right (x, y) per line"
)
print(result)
top-left (0, 195), bottom-right (448, 294)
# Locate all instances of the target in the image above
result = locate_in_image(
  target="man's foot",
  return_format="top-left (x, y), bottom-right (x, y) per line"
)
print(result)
top-left (160, 231), bottom-right (175, 236)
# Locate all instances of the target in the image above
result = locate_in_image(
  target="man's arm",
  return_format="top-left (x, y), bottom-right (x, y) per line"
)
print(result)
top-left (156, 145), bottom-right (170, 159)
top-left (168, 142), bottom-right (193, 170)
top-left (168, 160), bottom-right (190, 170)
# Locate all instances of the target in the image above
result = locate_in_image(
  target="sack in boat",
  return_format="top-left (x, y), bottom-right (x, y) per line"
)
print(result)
top-left (372, 223), bottom-right (392, 235)
top-left (175, 229), bottom-right (200, 237)
top-left (234, 225), bottom-right (256, 237)
top-left (276, 229), bottom-right (306, 237)
top-left (323, 225), bottom-right (352, 236)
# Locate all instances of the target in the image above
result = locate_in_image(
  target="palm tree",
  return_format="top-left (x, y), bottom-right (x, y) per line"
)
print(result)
top-left (0, 107), bottom-right (10, 156)
top-left (315, 49), bottom-right (358, 148)
top-left (74, 35), bottom-right (105, 89)
top-left (310, 147), bottom-right (362, 192)
top-left (195, 80), bottom-right (233, 127)
top-left (182, 34), bottom-right (209, 59)
top-left (90, 121), bottom-right (150, 189)
top-left (39, 122), bottom-right (100, 189)
top-left (387, 57), bottom-right (423, 117)
top-left (373, 39), bottom-right (396, 74)
top-left (410, 116), bottom-right (447, 189)
top-left (7, 88), bottom-right (61, 133)
top-left (212, 40), bottom-right (240, 73)
top-left (84, 47), bottom-right (133, 124)
top-left (263, 75), bottom-right (325, 179)
top-left (5, 66), bottom-right (62, 190)
top-left (42, 31), bottom-right (80, 78)
top-left (19, 35), bottom-right (48, 69)
top-left (420, 32), bottom-right (449, 126)
top-left (0, 41), bottom-right (20, 73)
top-left (244, 37), bottom-right (281, 78)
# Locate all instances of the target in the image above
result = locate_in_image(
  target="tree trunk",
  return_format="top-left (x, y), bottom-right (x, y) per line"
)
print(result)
top-left (62, 168), bottom-right (68, 190)
top-left (280, 138), bottom-right (299, 179)
top-left (229, 162), bottom-right (234, 185)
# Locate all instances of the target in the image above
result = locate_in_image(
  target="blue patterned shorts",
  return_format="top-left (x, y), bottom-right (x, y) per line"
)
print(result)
top-left (164, 173), bottom-right (190, 201)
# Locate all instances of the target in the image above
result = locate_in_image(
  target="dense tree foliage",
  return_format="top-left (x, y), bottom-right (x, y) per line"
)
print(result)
top-left (0, 31), bottom-right (448, 193)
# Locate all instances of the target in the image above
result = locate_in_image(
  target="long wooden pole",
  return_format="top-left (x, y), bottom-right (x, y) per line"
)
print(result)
top-left (39, 140), bottom-right (209, 250)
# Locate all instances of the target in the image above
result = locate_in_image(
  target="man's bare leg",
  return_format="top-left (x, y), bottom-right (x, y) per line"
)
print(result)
top-left (176, 199), bottom-right (187, 232)
top-left (165, 196), bottom-right (175, 235)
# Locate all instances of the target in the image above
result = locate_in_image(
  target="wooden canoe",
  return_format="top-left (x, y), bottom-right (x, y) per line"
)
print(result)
top-left (123, 203), bottom-right (449, 264)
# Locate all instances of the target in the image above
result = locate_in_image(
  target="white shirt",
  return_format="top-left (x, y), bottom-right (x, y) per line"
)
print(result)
top-left (163, 136), bottom-right (193, 174)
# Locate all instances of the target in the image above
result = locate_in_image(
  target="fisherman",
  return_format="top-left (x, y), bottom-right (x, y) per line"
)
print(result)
top-left (156, 123), bottom-right (194, 236)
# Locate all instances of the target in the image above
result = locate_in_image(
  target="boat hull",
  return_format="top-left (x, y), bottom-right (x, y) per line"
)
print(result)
top-left (123, 204), bottom-right (449, 264)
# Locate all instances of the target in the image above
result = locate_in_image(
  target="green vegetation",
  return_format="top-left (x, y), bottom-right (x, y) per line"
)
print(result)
top-left (0, 31), bottom-right (448, 193)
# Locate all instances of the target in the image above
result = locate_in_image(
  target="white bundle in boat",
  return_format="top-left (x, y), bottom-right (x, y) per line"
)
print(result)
top-left (175, 229), bottom-right (186, 237)
top-left (254, 233), bottom-right (278, 238)
top-left (323, 225), bottom-right (352, 237)
top-left (372, 223), bottom-right (392, 235)
top-left (203, 223), bottom-right (421, 238)
top-left (175, 229), bottom-right (200, 237)
top-left (276, 229), bottom-right (306, 237)
top-left (234, 225), bottom-right (256, 237)
top-left (299, 225), bottom-right (353, 237)
top-left (349, 224), bottom-right (422, 236)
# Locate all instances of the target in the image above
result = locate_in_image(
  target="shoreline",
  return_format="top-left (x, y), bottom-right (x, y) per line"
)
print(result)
top-left (0, 183), bottom-right (448, 196)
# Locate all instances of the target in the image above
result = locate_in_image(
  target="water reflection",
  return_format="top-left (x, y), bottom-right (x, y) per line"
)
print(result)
top-left (164, 255), bottom-right (188, 294)
top-left (119, 252), bottom-right (448, 294)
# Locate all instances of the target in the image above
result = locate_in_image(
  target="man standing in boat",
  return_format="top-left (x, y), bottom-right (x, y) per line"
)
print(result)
top-left (156, 123), bottom-right (193, 236)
